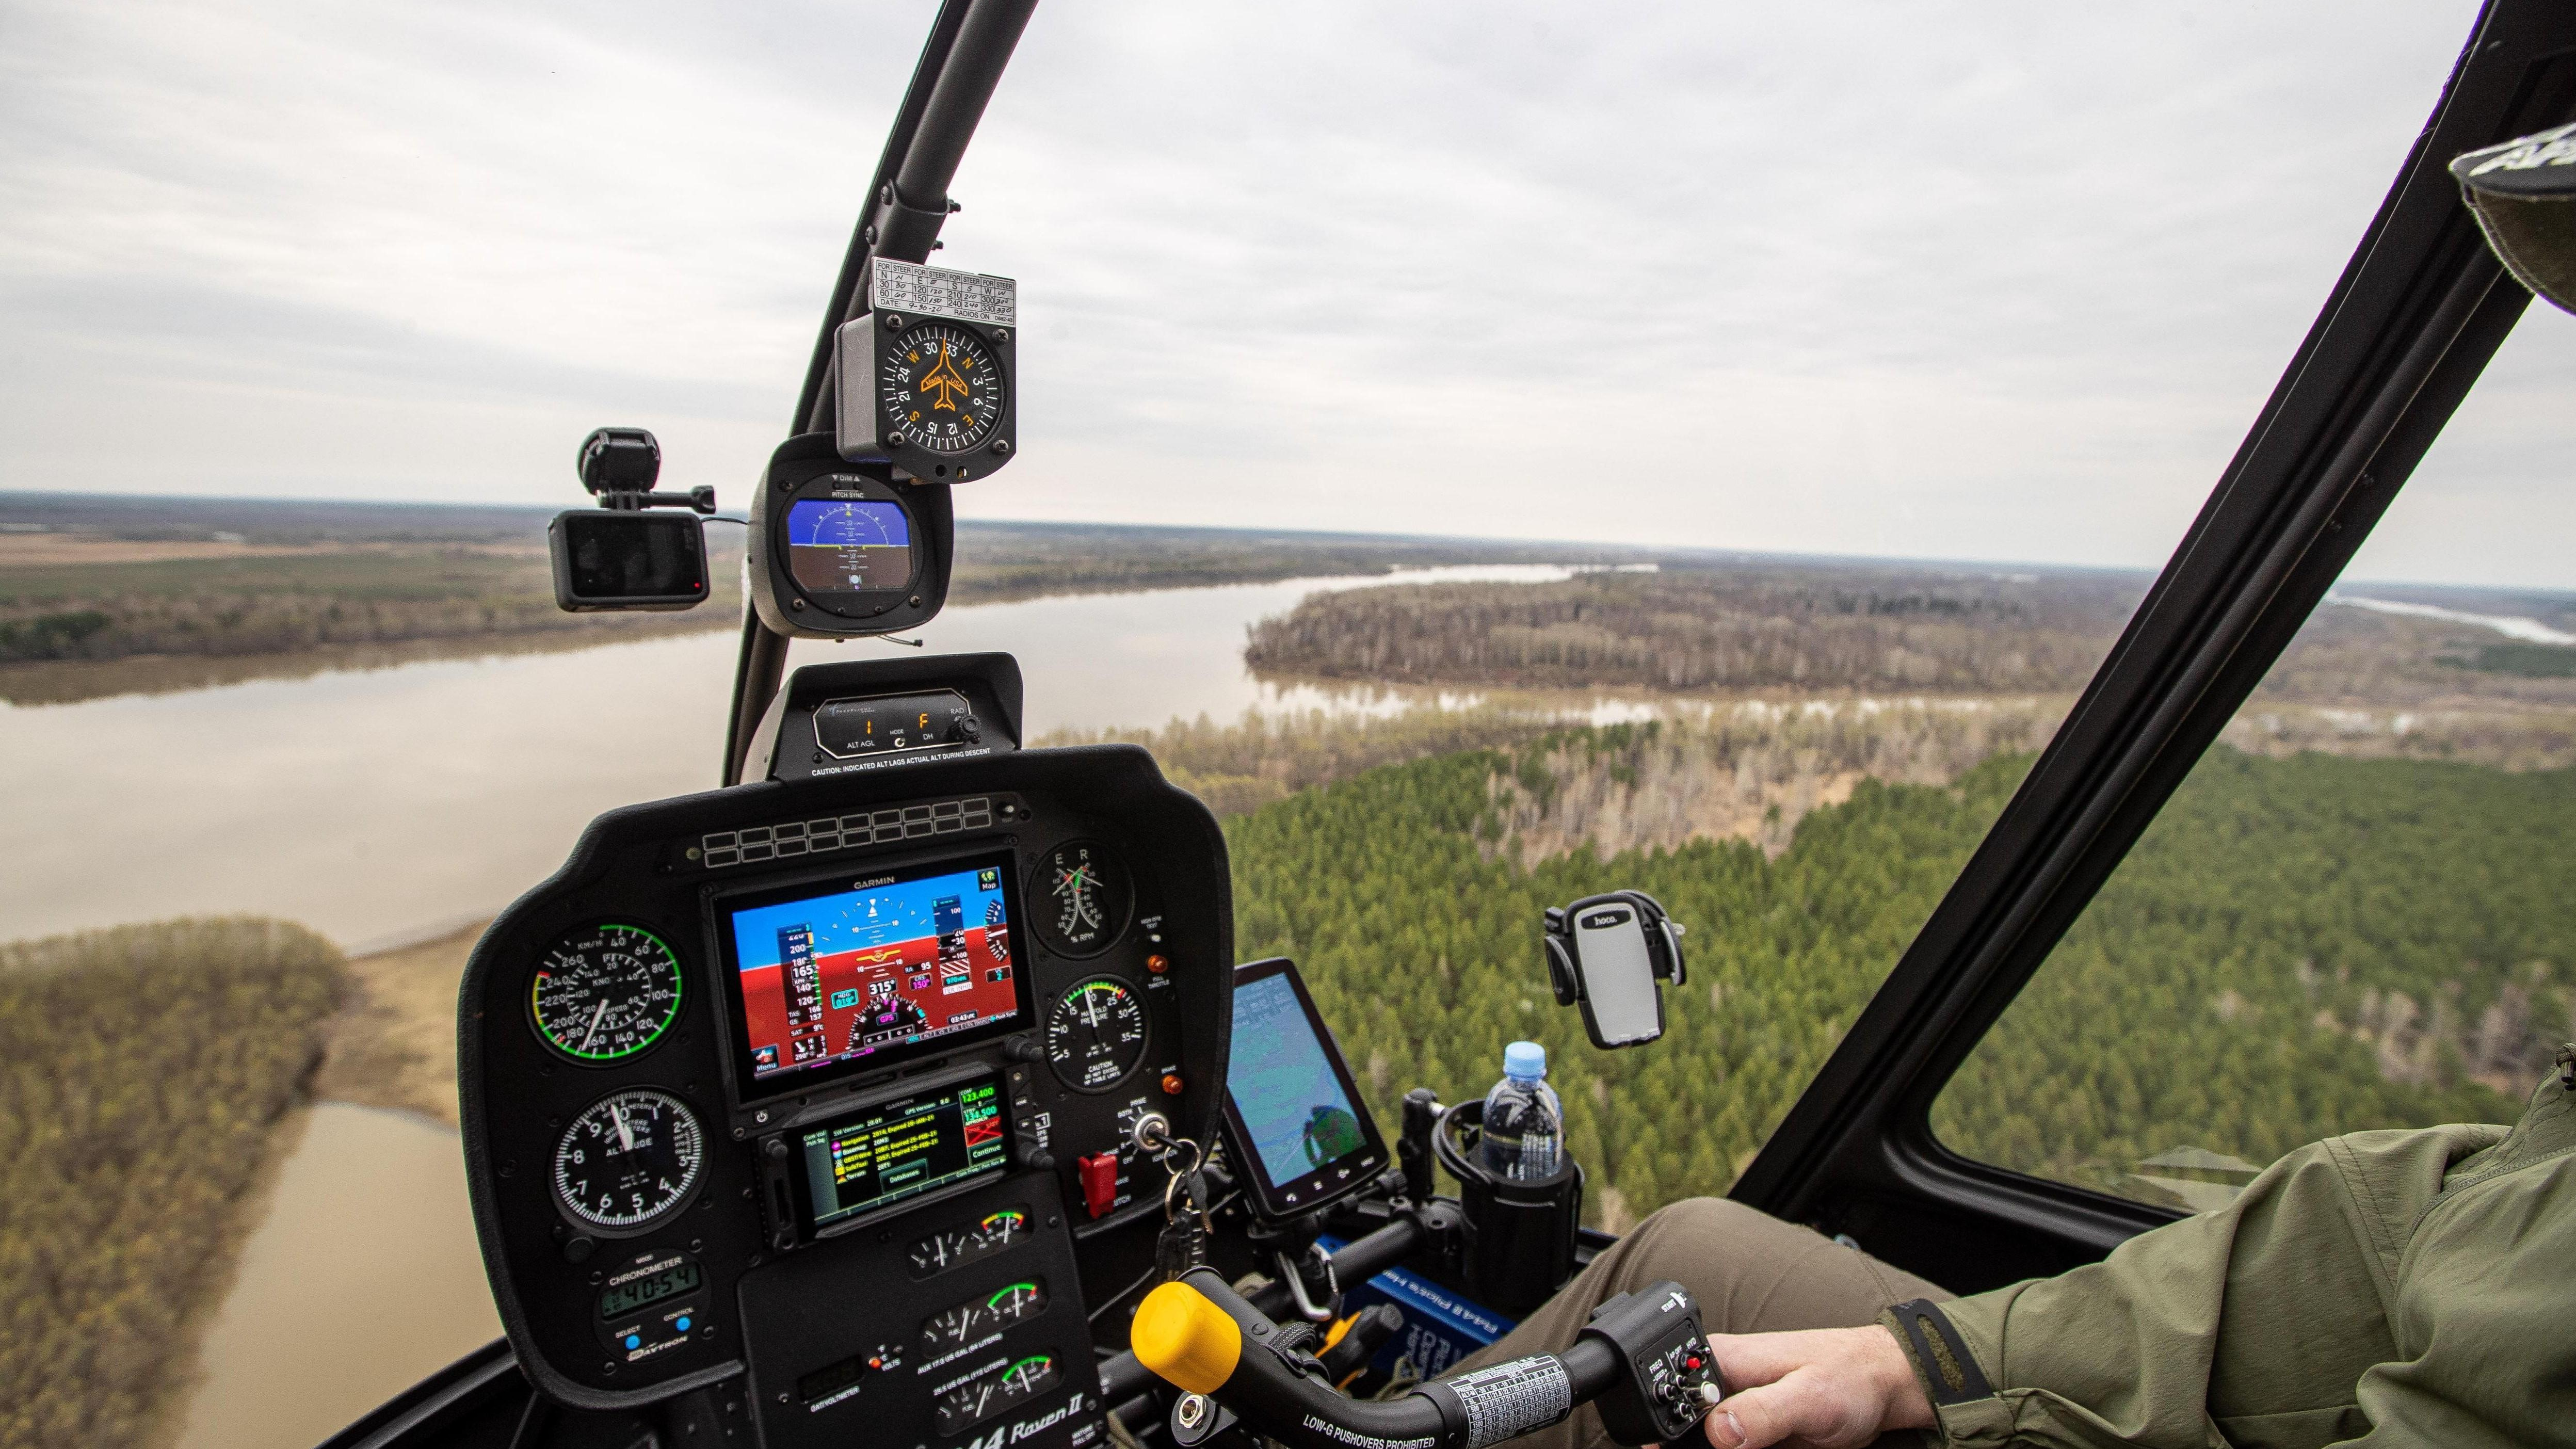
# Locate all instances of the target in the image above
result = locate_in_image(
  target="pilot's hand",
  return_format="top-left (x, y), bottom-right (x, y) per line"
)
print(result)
top-left (1699, 1325), bottom-right (1933, 1449)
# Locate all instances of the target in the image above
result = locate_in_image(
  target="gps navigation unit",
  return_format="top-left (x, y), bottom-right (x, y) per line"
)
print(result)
top-left (790, 1073), bottom-right (1010, 1233)
top-left (718, 850), bottom-right (1031, 1101)
top-left (1219, 957), bottom-right (1389, 1220)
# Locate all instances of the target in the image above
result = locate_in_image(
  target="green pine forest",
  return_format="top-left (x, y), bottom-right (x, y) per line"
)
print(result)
top-left (1226, 727), bottom-right (2566, 1226)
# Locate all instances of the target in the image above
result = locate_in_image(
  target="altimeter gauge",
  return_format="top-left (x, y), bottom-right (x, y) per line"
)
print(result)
top-left (529, 924), bottom-right (684, 1064)
top-left (1030, 840), bottom-right (1131, 958)
top-left (1046, 977), bottom-right (1148, 1092)
top-left (553, 1089), bottom-right (705, 1232)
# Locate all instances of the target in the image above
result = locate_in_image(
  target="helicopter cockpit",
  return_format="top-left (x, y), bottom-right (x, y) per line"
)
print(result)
top-left (453, 5), bottom-right (1722, 1443)
top-left (267, 2), bottom-right (2576, 1447)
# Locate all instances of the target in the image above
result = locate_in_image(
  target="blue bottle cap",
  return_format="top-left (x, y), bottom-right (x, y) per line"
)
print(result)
top-left (1504, 1041), bottom-right (1547, 1079)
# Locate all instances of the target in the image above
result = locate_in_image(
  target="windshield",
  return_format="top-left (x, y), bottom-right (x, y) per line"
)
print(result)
top-left (0, 3), bottom-right (2515, 1445)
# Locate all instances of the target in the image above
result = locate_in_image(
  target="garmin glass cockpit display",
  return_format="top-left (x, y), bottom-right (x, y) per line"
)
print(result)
top-left (715, 850), bottom-right (1028, 1098)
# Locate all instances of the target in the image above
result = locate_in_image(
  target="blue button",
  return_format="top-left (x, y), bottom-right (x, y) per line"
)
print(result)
top-left (676, 1316), bottom-right (693, 1332)
top-left (625, 1334), bottom-right (641, 1350)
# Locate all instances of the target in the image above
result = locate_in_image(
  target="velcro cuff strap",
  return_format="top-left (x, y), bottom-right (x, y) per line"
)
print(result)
top-left (1886, 1299), bottom-right (1993, 1406)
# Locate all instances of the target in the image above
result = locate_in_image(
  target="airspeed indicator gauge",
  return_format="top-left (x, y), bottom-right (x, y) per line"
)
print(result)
top-left (529, 924), bottom-right (684, 1064)
top-left (1030, 840), bottom-right (1131, 958)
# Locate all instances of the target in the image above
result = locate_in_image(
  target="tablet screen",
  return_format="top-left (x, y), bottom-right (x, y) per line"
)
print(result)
top-left (1221, 959), bottom-right (1386, 1216)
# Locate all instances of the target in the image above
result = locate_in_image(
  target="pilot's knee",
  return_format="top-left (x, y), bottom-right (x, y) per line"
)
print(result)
top-left (1621, 1197), bottom-right (1816, 1286)
top-left (1636, 1196), bottom-right (1769, 1242)
top-left (1620, 1197), bottom-right (1756, 1267)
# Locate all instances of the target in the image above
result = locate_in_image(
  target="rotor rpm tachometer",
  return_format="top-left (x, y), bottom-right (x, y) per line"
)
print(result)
top-left (1031, 840), bottom-right (1131, 958)
top-left (1046, 976), bottom-right (1148, 1092)
top-left (529, 923), bottom-right (684, 1064)
top-left (553, 1089), bottom-right (704, 1232)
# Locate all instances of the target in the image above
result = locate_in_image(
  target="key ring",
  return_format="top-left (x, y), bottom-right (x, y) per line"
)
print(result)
top-left (1160, 1138), bottom-right (1205, 1220)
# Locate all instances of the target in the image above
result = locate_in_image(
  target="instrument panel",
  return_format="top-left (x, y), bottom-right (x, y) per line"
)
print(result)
top-left (458, 740), bottom-right (1232, 1448)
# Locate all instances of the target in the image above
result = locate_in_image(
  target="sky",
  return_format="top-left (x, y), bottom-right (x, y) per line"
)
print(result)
top-left (2, 0), bottom-right (2569, 587)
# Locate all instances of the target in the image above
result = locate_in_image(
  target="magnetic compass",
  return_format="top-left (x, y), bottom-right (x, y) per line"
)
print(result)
top-left (880, 324), bottom-right (1005, 457)
top-left (1030, 840), bottom-right (1131, 958)
top-left (827, 259), bottom-right (1019, 485)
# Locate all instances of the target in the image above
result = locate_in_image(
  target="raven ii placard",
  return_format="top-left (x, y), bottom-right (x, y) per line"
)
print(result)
top-left (835, 259), bottom-right (1018, 482)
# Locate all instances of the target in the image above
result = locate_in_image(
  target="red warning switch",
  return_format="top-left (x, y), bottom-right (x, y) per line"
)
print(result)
top-left (1078, 1152), bottom-right (1120, 1219)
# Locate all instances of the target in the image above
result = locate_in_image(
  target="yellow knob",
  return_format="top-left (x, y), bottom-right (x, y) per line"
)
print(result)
top-left (1131, 1281), bottom-right (1244, 1395)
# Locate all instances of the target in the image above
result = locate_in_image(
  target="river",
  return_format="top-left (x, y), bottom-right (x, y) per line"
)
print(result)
top-left (0, 564), bottom-right (1582, 951)
top-left (0, 565), bottom-right (1599, 1449)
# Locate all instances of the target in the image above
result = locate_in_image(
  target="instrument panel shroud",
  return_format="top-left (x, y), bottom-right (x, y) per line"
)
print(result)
top-left (457, 744), bottom-right (1232, 1414)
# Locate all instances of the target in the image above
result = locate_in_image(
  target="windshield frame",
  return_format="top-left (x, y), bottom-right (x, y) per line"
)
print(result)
top-left (1731, 0), bottom-right (2576, 1280)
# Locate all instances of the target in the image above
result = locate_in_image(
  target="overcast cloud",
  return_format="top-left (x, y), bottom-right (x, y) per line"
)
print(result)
top-left (2, 0), bottom-right (2568, 586)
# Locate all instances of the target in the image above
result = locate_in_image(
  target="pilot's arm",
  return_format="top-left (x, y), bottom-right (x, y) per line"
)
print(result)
top-left (1708, 1060), bottom-right (2575, 1448)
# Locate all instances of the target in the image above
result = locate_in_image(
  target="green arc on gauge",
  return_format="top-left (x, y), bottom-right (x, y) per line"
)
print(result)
top-left (988, 1282), bottom-right (1040, 1310)
top-left (528, 923), bottom-right (686, 1063)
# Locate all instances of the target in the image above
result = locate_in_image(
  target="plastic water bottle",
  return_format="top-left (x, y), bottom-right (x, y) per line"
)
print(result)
top-left (1480, 1041), bottom-right (1564, 1182)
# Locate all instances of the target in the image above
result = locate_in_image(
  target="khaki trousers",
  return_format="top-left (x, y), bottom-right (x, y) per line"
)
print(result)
top-left (1445, 1198), bottom-right (1950, 1449)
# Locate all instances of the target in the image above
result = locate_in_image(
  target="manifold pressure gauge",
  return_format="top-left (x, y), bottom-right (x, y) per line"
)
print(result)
top-left (834, 257), bottom-right (1017, 483)
top-left (1046, 977), bottom-right (1147, 1092)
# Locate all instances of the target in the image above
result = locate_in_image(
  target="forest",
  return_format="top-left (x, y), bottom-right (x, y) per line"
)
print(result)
top-left (1242, 563), bottom-right (2149, 694)
top-left (0, 493), bottom-right (1603, 672)
top-left (1242, 562), bottom-right (2576, 712)
top-left (1225, 728), bottom-right (2560, 1228)
top-left (0, 918), bottom-right (344, 1448)
top-left (3, 693), bottom-right (2567, 1441)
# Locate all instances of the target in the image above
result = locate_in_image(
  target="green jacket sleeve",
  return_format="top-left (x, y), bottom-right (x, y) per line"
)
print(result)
top-left (1880, 1122), bottom-right (2506, 1448)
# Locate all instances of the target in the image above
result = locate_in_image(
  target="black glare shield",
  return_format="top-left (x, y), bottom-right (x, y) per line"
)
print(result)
top-left (549, 510), bottom-right (709, 612)
top-left (2452, 122), bottom-right (2576, 316)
